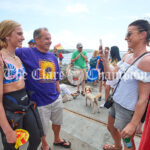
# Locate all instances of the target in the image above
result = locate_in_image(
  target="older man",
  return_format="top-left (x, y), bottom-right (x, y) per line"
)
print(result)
top-left (16, 28), bottom-right (71, 150)
top-left (71, 43), bottom-right (88, 96)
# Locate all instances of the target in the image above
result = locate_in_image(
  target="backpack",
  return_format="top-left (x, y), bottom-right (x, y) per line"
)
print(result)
top-left (89, 57), bottom-right (97, 68)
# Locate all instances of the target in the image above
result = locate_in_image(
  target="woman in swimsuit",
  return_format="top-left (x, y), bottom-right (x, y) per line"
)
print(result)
top-left (0, 20), bottom-right (43, 150)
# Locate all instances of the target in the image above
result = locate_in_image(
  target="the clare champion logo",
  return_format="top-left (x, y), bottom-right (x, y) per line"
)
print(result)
top-left (39, 60), bottom-right (56, 80)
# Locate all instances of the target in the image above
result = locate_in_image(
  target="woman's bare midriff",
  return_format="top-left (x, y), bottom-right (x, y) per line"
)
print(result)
top-left (3, 79), bottom-right (25, 94)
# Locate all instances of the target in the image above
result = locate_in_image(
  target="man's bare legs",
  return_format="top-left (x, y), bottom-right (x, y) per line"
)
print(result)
top-left (41, 124), bottom-right (70, 150)
top-left (76, 80), bottom-right (85, 95)
top-left (99, 80), bottom-right (103, 94)
top-left (77, 84), bottom-right (80, 93)
top-left (52, 124), bottom-right (70, 146)
top-left (81, 80), bottom-right (85, 92)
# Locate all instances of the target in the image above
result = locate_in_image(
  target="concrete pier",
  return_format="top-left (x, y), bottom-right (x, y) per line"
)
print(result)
top-left (0, 83), bottom-right (141, 150)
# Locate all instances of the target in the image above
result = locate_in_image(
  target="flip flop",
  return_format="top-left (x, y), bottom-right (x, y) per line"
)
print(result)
top-left (81, 91), bottom-right (85, 96)
top-left (53, 139), bottom-right (71, 148)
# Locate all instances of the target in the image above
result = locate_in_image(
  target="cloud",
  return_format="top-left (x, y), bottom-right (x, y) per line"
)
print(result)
top-left (66, 3), bottom-right (88, 13)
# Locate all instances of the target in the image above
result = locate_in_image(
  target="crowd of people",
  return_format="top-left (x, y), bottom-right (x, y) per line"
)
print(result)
top-left (0, 19), bottom-right (150, 150)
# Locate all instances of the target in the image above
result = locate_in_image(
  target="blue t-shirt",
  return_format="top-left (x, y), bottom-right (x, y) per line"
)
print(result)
top-left (16, 47), bottom-right (60, 106)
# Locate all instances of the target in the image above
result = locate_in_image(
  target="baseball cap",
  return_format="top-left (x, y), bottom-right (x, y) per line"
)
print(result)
top-left (28, 39), bottom-right (35, 44)
top-left (76, 43), bottom-right (83, 49)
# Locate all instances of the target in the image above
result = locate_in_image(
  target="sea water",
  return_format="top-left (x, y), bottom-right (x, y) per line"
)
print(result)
top-left (62, 51), bottom-right (126, 64)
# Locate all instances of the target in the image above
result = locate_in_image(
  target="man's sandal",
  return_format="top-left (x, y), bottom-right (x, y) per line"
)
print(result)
top-left (103, 144), bottom-right (122, 150)
top-left (53, 139), bottom-right (71, 148)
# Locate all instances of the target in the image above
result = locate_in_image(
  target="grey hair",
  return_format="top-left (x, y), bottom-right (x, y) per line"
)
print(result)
top-left (33, 27), bottom-right (48, 39)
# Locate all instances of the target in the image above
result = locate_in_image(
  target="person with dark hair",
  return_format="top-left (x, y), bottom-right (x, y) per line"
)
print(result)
top-left (101, 46), bottom-right (121, 108)
top-left (16, 28), bottom-right (71, 150)
top-left (0, 20), bottom-right (43, 150)
top-left (106, 46), bottom-right (121, 90)
top-left (101, 19), bottom-right (150, 150)
top-left (110, 46), bottom-right (121, 64)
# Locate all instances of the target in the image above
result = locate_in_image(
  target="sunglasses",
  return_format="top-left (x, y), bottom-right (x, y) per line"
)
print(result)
top-left (126, 30), bottom-right (145, 38)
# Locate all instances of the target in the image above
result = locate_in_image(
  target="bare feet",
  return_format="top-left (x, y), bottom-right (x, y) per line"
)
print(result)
top-left (103, 144), bottom-right (122, 150)
top-left (41, 144), bottom-right (50, 150)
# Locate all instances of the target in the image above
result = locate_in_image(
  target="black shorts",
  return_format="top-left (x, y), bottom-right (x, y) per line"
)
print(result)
top-left (99, 72), bottom-right (106, 81)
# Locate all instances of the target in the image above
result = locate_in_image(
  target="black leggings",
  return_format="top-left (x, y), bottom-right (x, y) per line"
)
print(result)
top-left (1, 107), bottom-right (41, 150)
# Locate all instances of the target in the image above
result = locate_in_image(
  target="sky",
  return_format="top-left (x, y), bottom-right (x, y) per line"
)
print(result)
top-left (1, 0), bottom-right (150, 51)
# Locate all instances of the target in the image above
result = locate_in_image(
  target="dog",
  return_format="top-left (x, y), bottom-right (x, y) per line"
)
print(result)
top-left (85, 86), bottom-right (101, 114)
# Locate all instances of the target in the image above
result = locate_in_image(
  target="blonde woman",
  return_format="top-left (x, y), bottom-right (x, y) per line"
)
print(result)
top-left (93, 50), bottom-right (99, 57)
top-left (89, 50), bottom-right (99, 85)
top-left (0, 20), bottom-right (43, 150)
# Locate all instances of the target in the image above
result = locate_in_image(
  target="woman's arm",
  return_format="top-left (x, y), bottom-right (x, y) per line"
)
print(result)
top-left (96, 59), bottom-right (99, 70)
top-left (100, 48), bottom-right (119, 80)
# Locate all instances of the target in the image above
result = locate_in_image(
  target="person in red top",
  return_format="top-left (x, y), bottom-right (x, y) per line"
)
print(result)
top-left (138, 98), bottom-right (150, 150)
top-left (58, 52), bottom-right (63, 65)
